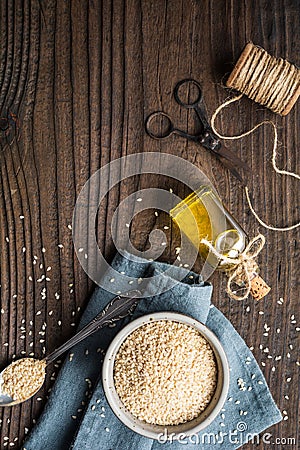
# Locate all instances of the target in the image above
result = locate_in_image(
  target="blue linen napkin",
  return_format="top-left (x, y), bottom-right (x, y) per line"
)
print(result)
top-left (23, 252), bottom-right (282, 450)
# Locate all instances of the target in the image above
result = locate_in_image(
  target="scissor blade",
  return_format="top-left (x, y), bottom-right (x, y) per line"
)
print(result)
top-left (217, 155), bottom-right (247, 184)
top-left (213, 144), bottom-right (250, 171)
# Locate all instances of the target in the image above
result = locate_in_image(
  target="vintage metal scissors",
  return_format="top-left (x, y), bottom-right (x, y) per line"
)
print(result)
top-left (145, 79), bottom-right (249, 183)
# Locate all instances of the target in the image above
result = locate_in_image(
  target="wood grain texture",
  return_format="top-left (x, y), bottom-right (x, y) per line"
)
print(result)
top-left (0, 0), bottom-right (299, 448)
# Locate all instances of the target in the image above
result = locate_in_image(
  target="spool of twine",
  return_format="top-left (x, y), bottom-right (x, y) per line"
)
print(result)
top-left (211, 43), bottom-right (300, 231)
top-left (226, 42), bottom-right (300, 115)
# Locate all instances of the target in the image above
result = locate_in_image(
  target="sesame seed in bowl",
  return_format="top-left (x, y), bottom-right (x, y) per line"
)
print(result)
top-left (102, 312), bottom-right (229, 440)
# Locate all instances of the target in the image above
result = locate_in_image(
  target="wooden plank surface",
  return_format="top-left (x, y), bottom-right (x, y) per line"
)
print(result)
top-left (0, 0), bottom-right (299, 448)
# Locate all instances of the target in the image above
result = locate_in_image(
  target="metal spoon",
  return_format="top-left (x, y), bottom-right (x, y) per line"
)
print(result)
top-left (0, 290), bottom-right (141, 406)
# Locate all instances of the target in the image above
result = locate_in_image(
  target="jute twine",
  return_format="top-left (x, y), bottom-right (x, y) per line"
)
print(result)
top-left (211, 95), bottom-right (300, 231)
top-left (226, 43), bottom-right (300, 116)
top-left (201, 235), bottom-right (265, 301)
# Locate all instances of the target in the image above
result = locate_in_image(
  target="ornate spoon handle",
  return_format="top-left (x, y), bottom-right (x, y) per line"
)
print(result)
top-left (45, 290), bottom-right (142, 365)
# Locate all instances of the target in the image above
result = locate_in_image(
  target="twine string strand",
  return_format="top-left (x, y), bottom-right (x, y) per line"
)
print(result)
top-left (201, 235), bottom-right (265, 301)
top-left (211, 96), bottom-right (300, 231)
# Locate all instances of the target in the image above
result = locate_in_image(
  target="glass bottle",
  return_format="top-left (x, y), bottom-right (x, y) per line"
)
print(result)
top-left (170, 185), bottom-right (246, 269)
top-left (170, 185), bottom-right (270, 300)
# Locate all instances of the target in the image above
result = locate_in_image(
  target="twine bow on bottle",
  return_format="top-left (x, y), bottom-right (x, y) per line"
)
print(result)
top-left (201, 234), bottom-right (266, 301)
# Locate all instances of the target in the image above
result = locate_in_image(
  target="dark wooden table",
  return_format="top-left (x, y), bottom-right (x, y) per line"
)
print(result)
top-left (0, 1), bottom-right (299, 448)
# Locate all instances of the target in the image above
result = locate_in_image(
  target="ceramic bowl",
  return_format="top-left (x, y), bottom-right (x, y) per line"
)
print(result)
top-left (102, 311), bottom-right (229, 440)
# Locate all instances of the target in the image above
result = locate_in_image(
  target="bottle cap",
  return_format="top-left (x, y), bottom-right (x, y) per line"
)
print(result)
top-left (250, 274), bottom-right (271, 300)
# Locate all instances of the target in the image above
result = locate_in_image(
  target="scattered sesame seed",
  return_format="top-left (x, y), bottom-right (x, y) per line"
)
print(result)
top-left (105, 427), bottom-right (110, 432)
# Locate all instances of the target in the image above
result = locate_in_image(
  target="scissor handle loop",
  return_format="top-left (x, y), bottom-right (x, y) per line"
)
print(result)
top-left (145, 111), bottom-right (174, 139)
top-left (174, 78), bottom-right (203, 108)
